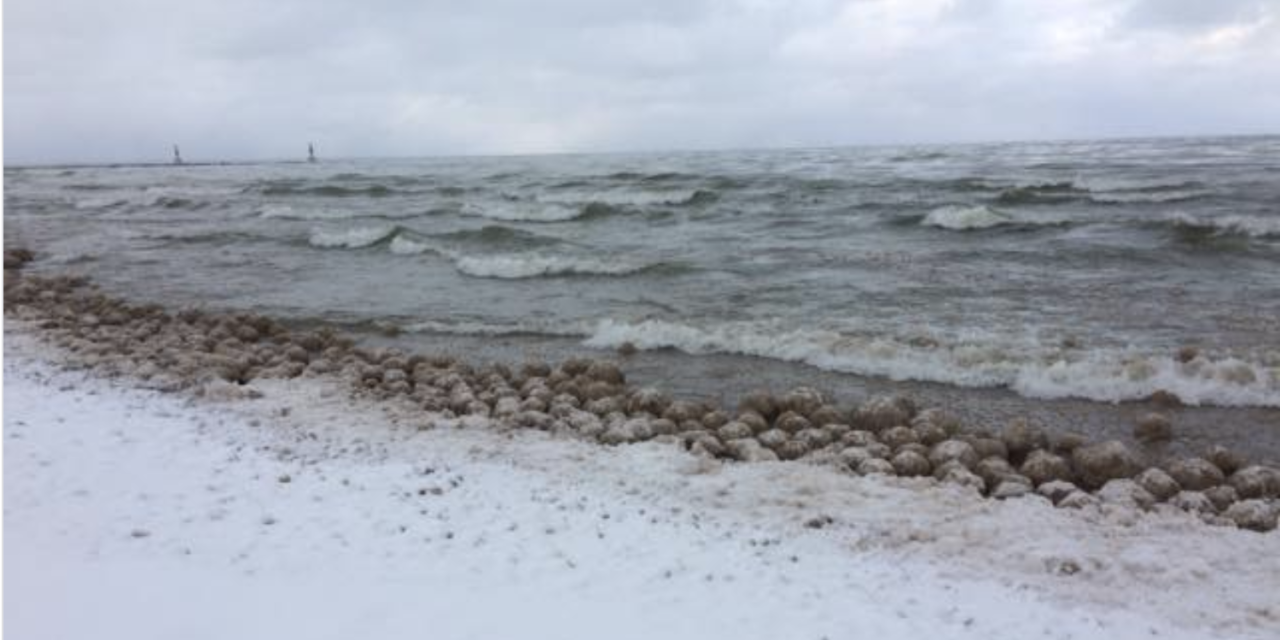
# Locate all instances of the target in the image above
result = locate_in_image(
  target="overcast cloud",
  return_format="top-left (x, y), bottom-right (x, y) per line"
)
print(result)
top-left (4, 0), bottom-right (1279, 163)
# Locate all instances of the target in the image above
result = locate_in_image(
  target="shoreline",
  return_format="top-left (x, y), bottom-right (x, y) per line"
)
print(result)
top-left (356, 327), bottom-right (1280, 466)
top-left (6, 288), bottom-right (1280, 639)
top-left (13, 251), bottom-right (1280, 466)
top-left (3, 250), bottom-right (1279, 531)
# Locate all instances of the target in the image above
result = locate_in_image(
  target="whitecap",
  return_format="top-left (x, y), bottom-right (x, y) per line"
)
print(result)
top-left (921, 205), bottom-right (1012, 230)
top-left (388, 235), bottom-right (431, 255)
top-left (1167, 212), bottom-right (1280, 238)
top-left (584, 319), bottom-right (1280, 408)
top-left (403, 319), bottom-right (590, 337)
top-left (461, 201), bottom-right (584, 223)
top-left (453, 253), bottom-right (650, 279)
top-left (309, 225), bottom-right (398, 249)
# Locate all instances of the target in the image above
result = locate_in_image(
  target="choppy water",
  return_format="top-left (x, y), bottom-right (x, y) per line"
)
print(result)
top-left (6, 136), bottom-right (1280, 409)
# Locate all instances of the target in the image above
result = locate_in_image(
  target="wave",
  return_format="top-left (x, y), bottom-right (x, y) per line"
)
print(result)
top-left (388, 235), bottom-right (431, 255)
top-left (927, 177), bottom-right (1209, 207)
top-left (460, 189), bottom-right (716, 223)
top-left (431, 225), bottom-right (562, 250)
top-left (260, 182), bottom-right (398, 198)
top-left (73, 197), bottom-right (128, 210)
top-left (550, 189), bottom-right (716, 208)
top-left (994, 182), bottom-right (1084, 206)
top-left (309, 225), bottom-right (400, 249)
top-left (919, 205), bottom-right (1075, 231)
top-left (921, 205), bottom-right (1013, 230)
top-left (584, 319), bottom-right (1280, 407)
top-left (1089, 190), bottom-right (1209, 205)
top-left (453, 253), bottom-right (657, 279)
top-left (154, 196), bottom-right (202, 209)
top-left (73, 192), bottom-right (206, 211)
top-left (461, 201), bottom-right (586, 223)
top-left (603, 171), bottom-right (694, 183)
top-left (142, 230), bottom-right (265, 246)
top-left (259, 205), bottom-right (307, 219)
top-left (403, 318), bottom-right (589, 337)
top-left (263, 206), bottom-right (361, 221)
top-left (888, 151), bottom-right (949, 162)
top-left (1165, 212), bottom-right (1280, 239)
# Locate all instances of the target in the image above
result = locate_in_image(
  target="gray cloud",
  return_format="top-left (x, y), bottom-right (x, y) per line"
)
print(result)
top-left (1123, 0), bottom-right (1271, 30)
top-left (5, 0), bottom-right (1279, 164)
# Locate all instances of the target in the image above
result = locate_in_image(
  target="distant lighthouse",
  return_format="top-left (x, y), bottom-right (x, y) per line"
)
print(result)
top-left (172, 144), bottom-right (184, 165)
top-left (307, 142), bottom-right (317, 163)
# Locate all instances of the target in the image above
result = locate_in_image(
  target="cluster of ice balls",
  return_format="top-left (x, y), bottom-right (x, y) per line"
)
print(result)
top-left (5, 250), bottom-right (1278, 533)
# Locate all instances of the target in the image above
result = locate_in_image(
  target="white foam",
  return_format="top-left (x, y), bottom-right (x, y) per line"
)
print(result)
top-left (921, 205), bottom-right (1012, 230)
top-left (259, 204), bottom-right (299, 218)
top-left (263, 206), bottom-right (396, 221)
top-left (308, 225), bottom-right (398, 249)
top-left (453, 253), bottom-right (650, 279)
top-left (1168, 212), bottom-right (1280, 238)
top-left (541, 189), bottom-right (700, 207)
top-left (388, 235), bottom-right (431, 255)
top-left (1089, 190), bottom-right (1208, 204)
top-left (403, 318), bottom-right (590, 337)
top-left (585, 319), bottom-right (1280, 407)
top-left (73, 197), bottom-right (125, 210)
top-left (461, 201), bottom-right (585, 223)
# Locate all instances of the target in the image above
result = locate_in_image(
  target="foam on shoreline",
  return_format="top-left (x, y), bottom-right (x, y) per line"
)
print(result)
top-left (585, 318), bottom-right (1280, 408)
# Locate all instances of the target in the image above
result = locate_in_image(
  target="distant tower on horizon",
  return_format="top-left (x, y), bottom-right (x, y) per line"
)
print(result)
top-left (172, 144), bottom-right (183, 165)
top-left (307, 142), bottom-right (317, 163)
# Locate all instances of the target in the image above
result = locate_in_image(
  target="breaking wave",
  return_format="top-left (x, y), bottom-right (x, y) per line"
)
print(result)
top-left (452, 254), bottom-right (657, 279)
top-left (261, 183), bottom-right (398, 198)
top-left (921, 205), bottom-right (1014, 230)
top-left (584, 319), bottom-right (1280, 407)
top-left (1165, 212), bottom-right (1280, 239)
top-left (403, 318), bottom-right (590, 337)
top-left (388, 235), bottom-right (431, 255)
top-left (431, 225), bottom-right (562, 250)
top-left (460, 189), bottom-right (717, 223)
top-left (73, 197), bottom-right (128, 210)
top-left (259, 205), bottom-right (421, 221)
top-left (461, 201), bottom-right (587, 223)
top-left (994, 182), bottom-right (1083, 206)
top-left (308, 225), bottom-right (399, 249)
top-left (1089, 189), bottom-right (1209, 205)
top-left (919, 205), bottom-right (1074, 231)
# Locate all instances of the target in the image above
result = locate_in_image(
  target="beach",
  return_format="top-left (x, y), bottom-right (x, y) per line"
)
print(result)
top-left (7, 0), bottom-right (1280, 635)
top-left (7, 322), bottom-right (1280, 640)
top-left (5, 138), bottom-right (1279, 461)
top-left (4, 249), bottom-right (1280, 638)
top-left (5, 135), bottom-right (1280, 638)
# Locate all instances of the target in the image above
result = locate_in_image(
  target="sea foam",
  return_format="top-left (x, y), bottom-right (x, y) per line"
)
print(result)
top-left (308, 225), bottom-right (398, 249)
top-left (584, 319), bottom-right (1280, 407)
top-left (921, 205), bottom-right (1012, 230)
top-left (453, 254), bottom-right (651, 279)
top-left (461, 202), bottom-right (586, 223)
top-left (1167, 212), bottom-right (1280, 238)
top-left (388, 235), bottom-right (431, 255)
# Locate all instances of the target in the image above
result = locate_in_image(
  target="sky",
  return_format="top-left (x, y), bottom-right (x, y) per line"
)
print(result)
top-left (4, 0), bottom-right (1279, 164)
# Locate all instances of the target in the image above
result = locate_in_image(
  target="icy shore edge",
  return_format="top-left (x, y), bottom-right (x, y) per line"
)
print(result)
top-left (5, 322), bottom-right (1280, 639)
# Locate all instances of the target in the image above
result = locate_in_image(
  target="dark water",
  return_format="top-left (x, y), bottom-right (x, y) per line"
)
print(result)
top-left (5, 136), bottom-right (1280, 458)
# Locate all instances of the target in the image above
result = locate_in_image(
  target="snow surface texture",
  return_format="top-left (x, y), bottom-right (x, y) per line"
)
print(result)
top-left (5, 330), bottom-right (1279, 640)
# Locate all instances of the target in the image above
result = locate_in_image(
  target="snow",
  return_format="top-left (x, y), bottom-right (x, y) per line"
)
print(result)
top-left (4, 329), bottom-right (1279, 640)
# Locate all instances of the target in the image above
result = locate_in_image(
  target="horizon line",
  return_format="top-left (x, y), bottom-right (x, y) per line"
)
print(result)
top-left (5, 130), bottom-right (1278, 170)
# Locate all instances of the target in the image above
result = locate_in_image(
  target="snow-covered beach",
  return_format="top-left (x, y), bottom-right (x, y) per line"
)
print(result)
top-left (5, 324), bottom-right (1279, 640)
